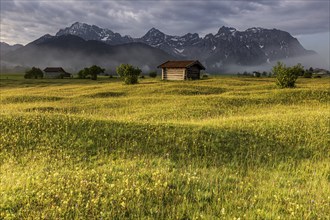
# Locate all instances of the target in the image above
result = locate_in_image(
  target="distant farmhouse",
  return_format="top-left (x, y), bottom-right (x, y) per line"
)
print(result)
top-left (313, 68), bottom-right (330, 77)
top-left (157, 60), bottom-right (205, 80)
top-left (43, 67), bottom-right (71, 79)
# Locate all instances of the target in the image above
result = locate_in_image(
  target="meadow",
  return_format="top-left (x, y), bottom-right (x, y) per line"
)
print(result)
top-left (0, 74), bottom-right (329, 219)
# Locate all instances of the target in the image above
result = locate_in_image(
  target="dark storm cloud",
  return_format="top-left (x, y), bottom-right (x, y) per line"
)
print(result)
top-left (0, 0), bottom-right (329, 44)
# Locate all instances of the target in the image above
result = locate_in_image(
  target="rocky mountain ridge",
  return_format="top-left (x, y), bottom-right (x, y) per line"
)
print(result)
top-left (2, 22), bottom-right (316, 72)
top-left (54, 22), bottom-right (314, 70)
top-left (56, 22), bottom-right (133, 45)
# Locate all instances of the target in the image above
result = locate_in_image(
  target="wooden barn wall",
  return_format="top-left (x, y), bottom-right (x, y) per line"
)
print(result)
top-left (187, 65), bottom-right (201, 80)
top-left (162, 68), bottom-right (185, 80)
top-left (44, 72), bottom-right (62, 79)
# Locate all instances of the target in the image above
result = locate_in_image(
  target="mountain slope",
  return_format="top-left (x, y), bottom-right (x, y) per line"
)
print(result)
top-left (137, 27), bottom-right (202, 57)
top-left (56, 22), bottom-right (134, 45)
top-left (138, 26), bottom-right (315, 67)
top-left (3, 22), bottom-right (317, 73)
top-left (54, 22), bottom-right (315, 71)
top-left (0, 42), bottom-right (23, 57)
top-left (3, 35), bottom-right (174, 72)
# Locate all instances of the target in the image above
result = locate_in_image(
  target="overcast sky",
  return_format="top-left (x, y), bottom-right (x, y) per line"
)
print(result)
top-left (1, 0), bottom-right (329, 65)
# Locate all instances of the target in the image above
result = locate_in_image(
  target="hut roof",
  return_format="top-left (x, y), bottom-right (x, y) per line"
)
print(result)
top-left (157, 60), bottom-right (205, 70)
top-left (44, 67), bottom-right (67, 73)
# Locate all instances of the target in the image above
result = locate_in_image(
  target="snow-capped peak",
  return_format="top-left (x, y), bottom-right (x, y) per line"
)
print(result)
top-left (246, 27), bottom-right (264, 33)
top-left (144, 28), bottom-right (165, 37)
top-left (217, 26), bottom-right (237, 33)
top-left (55, 22), bottom-right (128, 45)
top-left (52, 22), bottom-right (311, 63)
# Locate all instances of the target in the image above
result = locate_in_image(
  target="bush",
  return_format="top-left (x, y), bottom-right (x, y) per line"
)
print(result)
top-left (272, 62), bottom-right (303, 88)
top-left (148, 71), bottom-right (157, 78)
top-left (290, 63), bottom-right (304, 77)
top-left (24, 67), bottom-right (43, 79)
top-left (116, 64), bottom-right (141, 85)
top-left (123, 75), bottom-right (138, 84)
top-left (303, 71), bottom-right (313, 78)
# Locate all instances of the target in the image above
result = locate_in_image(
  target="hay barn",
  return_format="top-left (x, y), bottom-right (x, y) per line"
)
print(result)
top-left (43, 67), bottom-right (71, 79)
top-left (157, 60), bottom-right (205, 80)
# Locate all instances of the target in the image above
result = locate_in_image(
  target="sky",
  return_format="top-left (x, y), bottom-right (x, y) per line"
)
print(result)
top-left (1, 0), bottom-right (329, 67)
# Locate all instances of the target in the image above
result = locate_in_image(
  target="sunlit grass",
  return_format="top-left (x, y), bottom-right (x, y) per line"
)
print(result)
top-left (0, 74), bottom-right (329, 219)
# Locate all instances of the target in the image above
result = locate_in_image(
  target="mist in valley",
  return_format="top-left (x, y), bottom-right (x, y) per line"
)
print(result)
top-left (221, 53), bottom-right (329, 74)
top-left (0, 43), bottom-right (169, 74)
top-left (1, 45), bottom-right (328, 75)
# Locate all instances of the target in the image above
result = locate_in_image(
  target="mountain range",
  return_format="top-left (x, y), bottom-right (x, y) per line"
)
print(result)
top-left (3, 35), bottom-right (173, 73)
top-left (2, 22), bottom-right (316, 73)
top-left (0, 42), bottom-right (23, 57)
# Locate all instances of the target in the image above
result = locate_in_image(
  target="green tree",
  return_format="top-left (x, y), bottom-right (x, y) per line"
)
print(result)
top-left (24, 67), bottom-right (43, 79)
top-left (77, 65), bottom-right (104, 80)
top-left (89, 65), bottom-right (105, 80)
top-left (272, 62), bottom-right (300, 88)
top-left (116, 64), bottom-right (141, 84)
top-left (77, 68), bottom-right (89, 79)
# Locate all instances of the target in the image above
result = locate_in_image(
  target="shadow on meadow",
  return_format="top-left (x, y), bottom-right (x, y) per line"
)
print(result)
top-left (164, 85), bottom-right (227, 96)
top-left (1, 114), bottom-right (322, 169)
top-left (0, 77), bottom-right (123, 89)
top-left (24, 106), bottom-right (82, 114)
top-left (84, 91), bottom-right (126, 98)
top-left (2, 95), bottom-right (64, 103)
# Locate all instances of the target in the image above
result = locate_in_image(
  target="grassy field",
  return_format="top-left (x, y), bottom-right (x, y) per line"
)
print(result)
top-left (0, 74), bottom-right (329, 219)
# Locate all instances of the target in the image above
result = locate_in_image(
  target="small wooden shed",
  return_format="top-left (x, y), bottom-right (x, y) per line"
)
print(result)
top-left (157, 60), bottom-right (205, 80)
top-left (43, 67), bottom-right (71, 78)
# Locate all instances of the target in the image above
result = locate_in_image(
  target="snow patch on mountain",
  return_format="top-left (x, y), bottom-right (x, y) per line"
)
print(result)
top-left (54, 22), bottom-right (315, 69)
top-left (175, 48), bottom-right (184, 53)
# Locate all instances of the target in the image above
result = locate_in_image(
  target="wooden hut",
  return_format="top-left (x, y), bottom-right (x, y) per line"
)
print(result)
top-left (157, 60), bottom-right (205, 80)
top-left (43, 67), bottom-right (71, 78)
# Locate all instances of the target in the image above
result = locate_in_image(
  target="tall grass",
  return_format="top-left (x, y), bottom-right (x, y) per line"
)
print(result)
top-left (0, 75), bottom-right (329, 219)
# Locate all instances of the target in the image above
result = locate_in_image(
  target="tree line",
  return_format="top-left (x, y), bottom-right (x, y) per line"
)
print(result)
top-left (24, 62), bottom-right (324, 88)
top-left (24, 64), bottom-right (158, 84)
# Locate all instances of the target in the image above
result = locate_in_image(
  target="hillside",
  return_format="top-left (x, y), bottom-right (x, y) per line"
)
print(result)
top-left (2, 22), bottom-right (316, 73)
top-left (0, 75), bottom-right (329, 219)
top-left (55, 22), bottom-right (315, 70)
top-left (0, 42), bottom-right (23, 56)
top-left (3, 35), bottom-right (174, 72)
